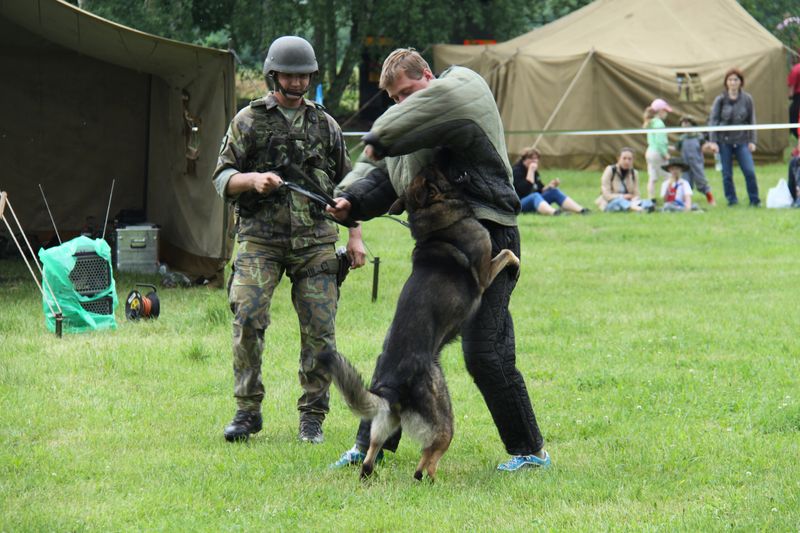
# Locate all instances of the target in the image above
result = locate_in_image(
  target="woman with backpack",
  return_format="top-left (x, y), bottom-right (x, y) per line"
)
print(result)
top-left (595, 147), bottom-right (653, 212)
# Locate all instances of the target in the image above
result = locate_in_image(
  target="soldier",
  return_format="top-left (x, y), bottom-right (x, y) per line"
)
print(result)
top-left (213, 35), bottom-right (364, 444)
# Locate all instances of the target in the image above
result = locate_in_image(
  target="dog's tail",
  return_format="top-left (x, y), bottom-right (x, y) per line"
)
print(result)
top-left (317, 351), bottom-right (384, 419)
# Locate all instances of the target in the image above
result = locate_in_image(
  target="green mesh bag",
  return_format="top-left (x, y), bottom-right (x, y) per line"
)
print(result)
top-left (38, 236), bottom-right (118, 333)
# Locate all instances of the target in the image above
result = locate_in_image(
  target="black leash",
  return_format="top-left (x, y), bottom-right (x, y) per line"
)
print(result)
top-left (379, 214), bottom-right (410, 228)
top-left (279, 180), bottom-right (358, 228)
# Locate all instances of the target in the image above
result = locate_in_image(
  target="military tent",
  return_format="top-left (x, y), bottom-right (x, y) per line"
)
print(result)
top-left (433, 0), bottom-right (788, 169)
top-left (0, 0), bottom-right (235, 281)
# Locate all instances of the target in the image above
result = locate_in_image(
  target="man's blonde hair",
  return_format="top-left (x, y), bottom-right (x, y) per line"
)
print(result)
top-left (379, 48), bottom-right (430, 89)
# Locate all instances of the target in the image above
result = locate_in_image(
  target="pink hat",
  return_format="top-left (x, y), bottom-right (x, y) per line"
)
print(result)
top-left (651, 98), bottom-right (673, 112)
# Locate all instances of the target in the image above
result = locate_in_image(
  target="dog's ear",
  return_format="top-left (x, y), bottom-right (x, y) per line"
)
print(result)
top-left (427, 183), bottom-right (443, 201)
top-left (388, 197), bottom-right (405, 215)
top-left (412, 182), bottom-right (428, 207)
top-left (406, 172), bottom-right (428, 208)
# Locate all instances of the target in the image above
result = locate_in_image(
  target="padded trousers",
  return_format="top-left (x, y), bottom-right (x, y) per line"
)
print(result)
top-left (354, 221), bottom-right (545, 456)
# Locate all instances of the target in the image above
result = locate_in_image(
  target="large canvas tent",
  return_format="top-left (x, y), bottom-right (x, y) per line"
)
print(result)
top-left (0, 0), bottom-right (235, 281)
top-left (433, 0), bottom-right (788, 169)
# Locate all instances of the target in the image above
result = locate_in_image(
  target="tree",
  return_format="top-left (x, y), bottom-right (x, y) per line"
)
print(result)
top-left (738, 0), bottom-right (800, 53)
top-left (70, 0), bottom-right (796, 112)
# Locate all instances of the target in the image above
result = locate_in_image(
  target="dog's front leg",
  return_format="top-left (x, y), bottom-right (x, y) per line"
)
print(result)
top-left (484, 249), bottom-right (520, 288)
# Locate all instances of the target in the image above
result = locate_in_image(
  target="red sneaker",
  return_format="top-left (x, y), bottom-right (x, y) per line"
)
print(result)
top-left (705, 191), bottom-right (716, 206)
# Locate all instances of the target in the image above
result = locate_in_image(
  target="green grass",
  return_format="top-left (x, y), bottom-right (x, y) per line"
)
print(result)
top-left (2, 163), bottom-right (799, 530)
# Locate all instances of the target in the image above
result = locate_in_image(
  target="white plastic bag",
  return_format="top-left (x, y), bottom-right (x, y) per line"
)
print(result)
top-left (766, 179), bottom-right (793, 209)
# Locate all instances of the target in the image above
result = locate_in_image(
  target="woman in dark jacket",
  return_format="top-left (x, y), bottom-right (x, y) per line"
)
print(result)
top-left (707, 68), bottom-right (760, 207)
top-left (512, 147), bottom-right (588, 215)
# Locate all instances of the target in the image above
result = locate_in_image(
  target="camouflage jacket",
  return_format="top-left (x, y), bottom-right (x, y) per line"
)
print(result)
top-left (213, 93), bottom-right (351, 249)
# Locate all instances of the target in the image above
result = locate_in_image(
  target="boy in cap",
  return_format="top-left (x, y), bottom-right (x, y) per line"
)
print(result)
top-left (660, 157), bottom-right (695, 212)
top-left (676, 115), bottom-right (715, 206)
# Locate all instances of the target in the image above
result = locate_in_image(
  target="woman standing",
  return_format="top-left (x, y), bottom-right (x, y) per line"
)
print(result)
top-left (707, 68), bottom-right (760, 207)
top-left (644, 98), bottom-right (672, 202)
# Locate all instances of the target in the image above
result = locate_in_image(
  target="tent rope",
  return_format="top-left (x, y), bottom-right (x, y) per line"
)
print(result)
top-left (1, 192), bottom-right (62, 316)
top-left (532, 47), bottom-right (595, 150)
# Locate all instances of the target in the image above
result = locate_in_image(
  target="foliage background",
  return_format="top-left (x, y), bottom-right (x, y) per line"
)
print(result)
top-left (68, 0), bottom-right (800, 114)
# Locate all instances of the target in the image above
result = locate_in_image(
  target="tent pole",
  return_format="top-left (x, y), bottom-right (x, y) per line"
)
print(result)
top-left (532, 47), bottom-right (595, 150)
top-left (142, 74), bottom-right (152, 220)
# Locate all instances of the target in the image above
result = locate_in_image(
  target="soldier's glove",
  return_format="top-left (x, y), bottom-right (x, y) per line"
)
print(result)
top-left (335, 246), bottom-right (352, 287)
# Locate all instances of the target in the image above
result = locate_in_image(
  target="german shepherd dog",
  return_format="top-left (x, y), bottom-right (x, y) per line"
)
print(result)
top-left (319, 166), bottom-right (519, 481)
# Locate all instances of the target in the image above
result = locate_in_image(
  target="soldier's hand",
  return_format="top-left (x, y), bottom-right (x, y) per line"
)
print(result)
top-left (364, 145), bottom-right (384, 162)
top-left (326, 197), bottom-right (352, 222)
top-left (252, 172), bottom-right (284, 195)
top-left (346, 232), bottom-right (366, 269)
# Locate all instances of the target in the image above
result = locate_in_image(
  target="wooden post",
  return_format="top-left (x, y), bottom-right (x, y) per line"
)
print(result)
top-left (0, 191), bottom-right (7, 219)
top-left (371, 256), bottom-right (380, 302)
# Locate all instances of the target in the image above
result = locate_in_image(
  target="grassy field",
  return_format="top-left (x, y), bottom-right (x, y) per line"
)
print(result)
top-left (1, 163), bottom-right (799, 531)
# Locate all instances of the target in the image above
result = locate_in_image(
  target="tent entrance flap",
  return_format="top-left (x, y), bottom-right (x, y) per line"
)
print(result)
top-left (0, 0), bottom-right (237, 279)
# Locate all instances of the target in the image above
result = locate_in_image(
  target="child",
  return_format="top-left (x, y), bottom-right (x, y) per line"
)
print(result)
top-left (660, 157), bottom-right (695, 212)
top-left (644, 98), bottom-right (672, 201)
top-left (676, 115), bottom-right (716, 206)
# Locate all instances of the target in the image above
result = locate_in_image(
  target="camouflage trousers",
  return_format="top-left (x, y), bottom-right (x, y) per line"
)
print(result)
top-left (228, 240), bottom-right (338, 416)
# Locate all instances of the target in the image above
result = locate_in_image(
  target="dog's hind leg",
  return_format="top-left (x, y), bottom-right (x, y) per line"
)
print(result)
top-left (485, 249), bottom-right (520, 287)
top-left (361, 409), bottom-right (400, 480)
top-left (414, 436), bottom-right (451, 482)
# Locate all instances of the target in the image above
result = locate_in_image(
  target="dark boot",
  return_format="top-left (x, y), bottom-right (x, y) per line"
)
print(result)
top-left (223, 410), bottom-right (263, 442)
top-left (298, 413), bottom-right (324, 444)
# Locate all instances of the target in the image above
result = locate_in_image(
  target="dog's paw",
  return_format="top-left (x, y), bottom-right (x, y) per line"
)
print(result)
top-left (360, 462), bottom-right (375, 480)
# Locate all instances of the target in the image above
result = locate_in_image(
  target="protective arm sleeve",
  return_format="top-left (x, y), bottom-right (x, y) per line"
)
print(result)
top-left (336, 152), bottom-right (398, 221)
top-left (341, 167), bottom-right (398, 221)
top-left (366, 69), bottom-right (493, 157)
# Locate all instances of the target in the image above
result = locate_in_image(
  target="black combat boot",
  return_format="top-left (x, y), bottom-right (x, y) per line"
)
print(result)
top-left (298, 413), bottom-right (324, 444)
top-left (223, 410), bottom-right (263, 442)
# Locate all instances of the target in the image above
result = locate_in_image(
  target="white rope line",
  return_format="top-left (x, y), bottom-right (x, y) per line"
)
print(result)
top-left (3, 195), bottom-right (62, 316)
top-left (342, 122), bottom-right (799, 137)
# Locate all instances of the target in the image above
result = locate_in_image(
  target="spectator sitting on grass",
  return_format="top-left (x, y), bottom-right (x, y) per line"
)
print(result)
top-left (595, 147), bottom-right (653, 212)
top-left (512, 147), bottom-right (589, 215)
top-left (660, 157), bottom-right (696, 212)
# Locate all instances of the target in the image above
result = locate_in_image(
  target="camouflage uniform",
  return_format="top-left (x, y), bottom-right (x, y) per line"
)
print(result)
top-left (213, 93), bottom-right (351, 419)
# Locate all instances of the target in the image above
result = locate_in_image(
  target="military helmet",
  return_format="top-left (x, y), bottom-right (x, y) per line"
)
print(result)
top-left (263, 36), bottom-right (318, 76)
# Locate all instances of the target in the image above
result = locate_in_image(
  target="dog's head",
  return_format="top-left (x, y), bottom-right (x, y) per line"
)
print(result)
top-left (401, 166), bottom-right (472, 239)
top-left (404, 166), bottom-right (461, 214)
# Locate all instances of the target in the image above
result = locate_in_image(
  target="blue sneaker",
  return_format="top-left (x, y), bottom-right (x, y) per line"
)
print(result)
top-left (329, 445), bottom-right (384, 469)
top-left (497, 451), bottom-right (551, 471)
